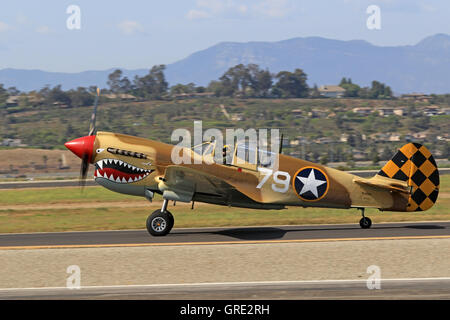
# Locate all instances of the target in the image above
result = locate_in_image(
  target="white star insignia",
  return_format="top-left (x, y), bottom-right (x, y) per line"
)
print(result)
top-left (297, 169), bottom-right (327, 198)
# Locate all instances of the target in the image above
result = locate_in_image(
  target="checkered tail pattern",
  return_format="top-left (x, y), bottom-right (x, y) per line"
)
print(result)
top-left (377, 143), bottom-right (439, 212)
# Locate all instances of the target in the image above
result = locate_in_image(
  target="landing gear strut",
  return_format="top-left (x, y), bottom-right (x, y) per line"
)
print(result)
top-left (146, 199), bottom-right (174, 236)
top-left (358, 208), bottom-right (372, 229)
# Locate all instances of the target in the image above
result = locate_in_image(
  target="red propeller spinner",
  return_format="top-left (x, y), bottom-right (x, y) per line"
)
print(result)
top-left (65, 135), bottom-right (96, 163)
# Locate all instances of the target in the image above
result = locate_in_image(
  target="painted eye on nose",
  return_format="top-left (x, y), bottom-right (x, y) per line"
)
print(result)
top-left (96, 148), bottom-right (104, 153)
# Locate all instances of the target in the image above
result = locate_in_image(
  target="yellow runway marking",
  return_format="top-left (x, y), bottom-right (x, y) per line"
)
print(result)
top-left (1, 235), bottom-right (449, 250)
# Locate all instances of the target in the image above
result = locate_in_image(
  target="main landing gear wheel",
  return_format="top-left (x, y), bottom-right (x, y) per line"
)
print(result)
top-left (358, 208), bottom-right (372, 229)
top-left (146, 208), bottom-right (174, 237)
top-left (359, 217), bottom-right (372, 229)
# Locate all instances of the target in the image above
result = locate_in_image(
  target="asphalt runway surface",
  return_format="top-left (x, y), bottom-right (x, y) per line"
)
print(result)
top-left (1, 278), bottom-right (449, 299)
top-left (1, 222), bottom-right (449, 300)
top-left (1, 221), bottom-right (449, 249)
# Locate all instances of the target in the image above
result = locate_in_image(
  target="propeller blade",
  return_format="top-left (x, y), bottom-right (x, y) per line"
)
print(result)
top-left (88, 87), bottom-right (100, 136)
top-left (79, 152), bottom-right (90, 190)
top-left (279, 133), bottom-right (284, 154)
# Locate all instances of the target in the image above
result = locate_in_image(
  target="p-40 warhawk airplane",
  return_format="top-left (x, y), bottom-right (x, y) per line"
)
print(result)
top-left (65, 90), bottom-right (440, 236)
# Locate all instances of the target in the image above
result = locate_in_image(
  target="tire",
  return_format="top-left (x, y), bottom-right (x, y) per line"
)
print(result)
top-left (146, 210), bottom-right (174, 236)
top-left (359, 217), bottom-right (372, 229)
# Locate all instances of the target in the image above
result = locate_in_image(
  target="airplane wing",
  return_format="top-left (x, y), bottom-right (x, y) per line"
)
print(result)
top-left (162, 165), bottom-right (234, 198)
top-left (160, 165), bottom-right (284, 209)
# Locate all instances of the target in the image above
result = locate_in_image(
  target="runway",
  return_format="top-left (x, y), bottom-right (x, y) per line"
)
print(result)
top-left (1, 222), bottom-right (449, 300)
top-left (1, 278), bottom-right (450, 299)
top-left (1, 221), bottom-right (449, 249)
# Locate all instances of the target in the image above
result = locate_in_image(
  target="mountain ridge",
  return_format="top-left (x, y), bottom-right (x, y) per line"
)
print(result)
top-left (1, 33), bottom-right (449, 94)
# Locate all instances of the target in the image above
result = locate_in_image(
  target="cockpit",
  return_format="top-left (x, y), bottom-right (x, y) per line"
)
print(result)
top-left (191, 141), bottom-right (215, 157)
top-left (191, 140), bottom-right (278, 170)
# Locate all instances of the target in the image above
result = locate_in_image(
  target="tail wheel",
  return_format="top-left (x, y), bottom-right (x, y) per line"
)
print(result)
top-left (359, 217), bottom-right (372, 229)
top-left (146, 210), bottom-right (174, 236)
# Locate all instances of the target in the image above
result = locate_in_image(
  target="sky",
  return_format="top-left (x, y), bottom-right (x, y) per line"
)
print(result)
top-left (0, 0), bottom-right (449, 72)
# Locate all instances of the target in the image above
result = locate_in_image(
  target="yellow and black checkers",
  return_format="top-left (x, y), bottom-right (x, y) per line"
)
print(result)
top-left (378, 143), bottom-right (439, 211)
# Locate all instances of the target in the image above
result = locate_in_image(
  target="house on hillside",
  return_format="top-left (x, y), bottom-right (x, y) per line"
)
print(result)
top-left (104, 93), bottom-right (138, 101)
top-left (422, 105), bottom-right (441, 116)
top-left (231, 113), bottom-right (244, 121)
top-left (378, 108), bottom-right (394, 117)
top-left (352, 107), bottom-right (373, 116)
top-left (172, 92), bottom-right (215, 99)
top-left (318, 85), bottom-right (345, 98)
top-left (5, 96), bottom-right (19, 107)
top-left (393, 108), bottom-right (406, 116)
top-left (2, 138), bottom-right (27, 147)
top-left (314, 137), bottom-right (335, 144)
top-left (291, 109), bottom-right (303, 118)
top-left (340, 133), bottom-right (349, 143)
top-left (401, 93), bottom-right (430, 102)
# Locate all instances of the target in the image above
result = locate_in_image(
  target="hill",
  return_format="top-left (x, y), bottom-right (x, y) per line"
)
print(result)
top-left (0, 34), bottom-right (449, 94)
top-left (1, 97), bottom-right (449, 168)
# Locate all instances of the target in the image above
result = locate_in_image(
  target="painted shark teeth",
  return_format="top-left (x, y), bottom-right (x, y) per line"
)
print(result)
top-left (94, 158), bottom-right (152, 184)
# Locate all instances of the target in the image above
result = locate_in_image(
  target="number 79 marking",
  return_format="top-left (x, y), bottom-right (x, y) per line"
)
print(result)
top-left (256, 167), bottom-right (290, 193)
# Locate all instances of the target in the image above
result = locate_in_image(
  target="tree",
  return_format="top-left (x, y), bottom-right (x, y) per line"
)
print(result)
top-left (247, 64), bottom-right (272, 97)
top-left (217, 64), bottom-right (250, 97)
top-left (338, 77), bottom-right (360, 97)
top-left (342, 83), bottom-right (360, 97)
top-left (133, 65), bottom-right (168, 100)
top-left (67, 87), bottom-right (95, 107)
top-left (41, 85), bottom-right (71, 106)
top-left (107, 69), bottom-right (123, 93)
top-left (119, 76), bottom-right (133, 93)
top-left (0, 84), bottom-right (8, 106)
top-left (369, 146), bottom-right (380, 165)
top-left (319, 154), bottom-right (329, 165)
top-left (207, 80), bottom-right (225, 97)
top-left (340, 77), bottom-right (349, 86)
top-left (368, 80), bottom-right (393, 99)
top-left (380, 146), bottom-right (393, 161)
top-left (170, 83), bottom-right (196, 95)
top-left (442, 142), bottom-right (450, 160)
top-left (273, 69), bottom-right (309, 98)
top-left (7, 87), bottom-right (20, 96)
top-left (195, 86), bottom-right (206, 93)
top-left (310, 84), bottom-right (321, 98)
top-left (212, 64), bottom-right (273, 98)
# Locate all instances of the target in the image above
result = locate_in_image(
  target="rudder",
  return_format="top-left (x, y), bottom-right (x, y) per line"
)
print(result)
top-left (377, 143), bottom-right (439, 211)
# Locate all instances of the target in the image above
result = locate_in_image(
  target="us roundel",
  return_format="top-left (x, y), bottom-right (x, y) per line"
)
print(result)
top-left (293, 167), bottom-right (329, 201)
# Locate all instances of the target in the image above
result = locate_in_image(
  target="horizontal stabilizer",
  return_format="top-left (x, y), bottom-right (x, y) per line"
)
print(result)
top-left (353, 176), bottom-right (410, 194)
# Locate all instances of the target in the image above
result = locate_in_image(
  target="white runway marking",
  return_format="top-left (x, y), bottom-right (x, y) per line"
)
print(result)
top-left (1, 277), bottom-right (450, 292)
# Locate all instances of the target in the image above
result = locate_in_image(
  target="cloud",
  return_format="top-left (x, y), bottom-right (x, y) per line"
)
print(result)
top-left (237, 5), bottom-right (248, 14)
top-left (0, 21), bottom-right (11, 32)
top-left (253, 0), bottom-right (290, 18)
top-left (186, 0), bottom-right (250, 20)
top-left (117, 20), bottom-right (144, 35)
top-left (36, 26), bottom-right (51, 34)
top-left (186, 0), bottom-right (289, 20)
top-left (186, 9), bottom-right (211, 20)
top-left (16, 14), bottom-right (29, 25)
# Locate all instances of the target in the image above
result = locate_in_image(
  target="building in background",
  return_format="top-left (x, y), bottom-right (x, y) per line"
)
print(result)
top-left (318, 85), bottom-right (345, 98)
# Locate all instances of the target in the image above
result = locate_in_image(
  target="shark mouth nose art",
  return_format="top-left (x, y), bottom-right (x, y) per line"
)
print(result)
top-left (94, 159), bottom-right (153, 183)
